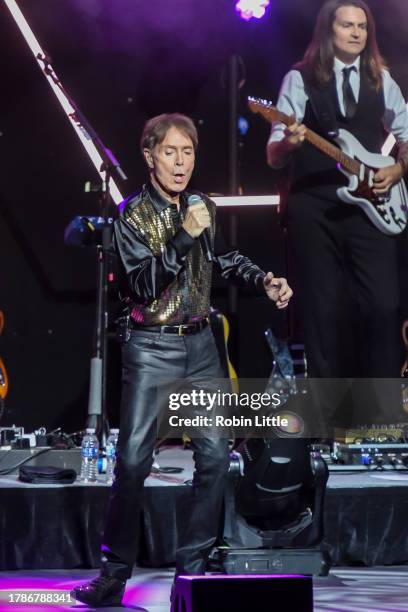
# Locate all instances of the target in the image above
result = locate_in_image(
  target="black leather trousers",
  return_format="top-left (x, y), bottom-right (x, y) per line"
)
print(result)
top-left (101, 325), bottom-right (229, 579)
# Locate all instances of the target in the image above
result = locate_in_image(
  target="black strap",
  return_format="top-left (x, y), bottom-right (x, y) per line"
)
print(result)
top-left (19, 465), bottom-right (77, 484)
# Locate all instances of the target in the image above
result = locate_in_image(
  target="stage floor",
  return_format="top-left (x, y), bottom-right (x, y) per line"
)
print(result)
top-left (1, 566), bottom-right (408, 611)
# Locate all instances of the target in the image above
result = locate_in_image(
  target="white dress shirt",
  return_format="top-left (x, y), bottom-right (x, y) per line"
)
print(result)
top-left (269, 56), bottom-right (408, 144)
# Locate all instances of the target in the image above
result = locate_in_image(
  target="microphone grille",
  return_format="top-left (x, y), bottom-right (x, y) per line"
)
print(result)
top-left (187, 194), bottom-right (202, 207)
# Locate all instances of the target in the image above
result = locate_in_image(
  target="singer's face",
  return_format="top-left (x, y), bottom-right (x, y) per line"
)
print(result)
top-left (144, 126), bottom-right (195, 200)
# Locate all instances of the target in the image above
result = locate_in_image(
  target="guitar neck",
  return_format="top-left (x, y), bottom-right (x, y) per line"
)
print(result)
top-left (248, 100), bottom-right (361, 176)
top-left (304, 126), bottom-right (360, 175)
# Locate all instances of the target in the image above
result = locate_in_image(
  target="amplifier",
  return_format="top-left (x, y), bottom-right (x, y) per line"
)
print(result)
top-left (333, 442), bottom-right (408, 468)
top-left (335, 425), bottom-right (408, 444)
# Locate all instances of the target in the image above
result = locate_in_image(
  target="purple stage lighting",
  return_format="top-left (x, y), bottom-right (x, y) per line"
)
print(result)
top-left (236, 0), bottom-right (270, 21)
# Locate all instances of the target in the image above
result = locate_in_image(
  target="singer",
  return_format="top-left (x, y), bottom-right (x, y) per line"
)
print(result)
top-left (72, 113), bottom-right (292, 607)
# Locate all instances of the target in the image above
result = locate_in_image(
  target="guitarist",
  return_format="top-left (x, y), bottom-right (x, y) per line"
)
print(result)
top-left (267, 0), bottom-right (408, 388)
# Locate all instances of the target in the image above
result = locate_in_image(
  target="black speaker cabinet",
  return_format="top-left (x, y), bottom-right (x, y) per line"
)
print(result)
top-left (171, 574), bottom-right (313, 612)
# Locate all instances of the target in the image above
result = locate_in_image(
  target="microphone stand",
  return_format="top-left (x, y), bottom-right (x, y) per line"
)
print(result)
top-left (36, 53), bottom-right (127, 448)
top-left (87, 164), bottom-right (114, 449)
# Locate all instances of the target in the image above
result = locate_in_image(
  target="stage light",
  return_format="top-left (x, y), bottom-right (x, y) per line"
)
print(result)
top-left (236, 0), bottom-right (270, 21)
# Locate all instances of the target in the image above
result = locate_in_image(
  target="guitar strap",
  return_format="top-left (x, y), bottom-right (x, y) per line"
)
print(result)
top-left (298, 68), bottom-right (339, 140)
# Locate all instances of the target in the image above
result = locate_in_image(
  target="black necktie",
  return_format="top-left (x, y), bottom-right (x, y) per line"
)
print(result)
top-left (342, 66), bottom-right (357, 119)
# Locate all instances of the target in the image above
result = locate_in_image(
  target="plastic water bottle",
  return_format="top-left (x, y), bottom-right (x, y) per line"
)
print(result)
top-left (105, 429), bottom-right (119, 485)
top-left (80, 428), bottom-right (99, 482)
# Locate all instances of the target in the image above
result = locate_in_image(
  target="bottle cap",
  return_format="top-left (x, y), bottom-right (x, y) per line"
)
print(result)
top-left (110, 428), bottom-right (120, 434)
top-left (85, 428), bottom-right (96, 434)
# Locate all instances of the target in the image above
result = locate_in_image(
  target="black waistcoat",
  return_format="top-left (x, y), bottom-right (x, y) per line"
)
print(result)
top-left (291, 68), bottom-right (385, 199)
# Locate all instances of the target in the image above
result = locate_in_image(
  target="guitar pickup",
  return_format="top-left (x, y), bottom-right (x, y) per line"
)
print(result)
top-left (377, 193), bottom-right (391, 204)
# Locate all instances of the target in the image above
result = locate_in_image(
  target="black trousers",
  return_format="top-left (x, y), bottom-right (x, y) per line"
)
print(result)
top-left (101, 325), bottom-right (229, 580)
top-left (287, 192), bottom-right (401, 379)
top-left (285, 193), bottom-right (403, 431)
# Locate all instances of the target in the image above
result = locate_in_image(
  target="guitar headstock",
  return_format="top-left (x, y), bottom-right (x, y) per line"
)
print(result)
top-left (247, 96), bottom-right (292, 127)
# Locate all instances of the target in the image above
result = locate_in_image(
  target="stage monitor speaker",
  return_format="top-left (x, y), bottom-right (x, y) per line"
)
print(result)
top-left (171, 574), bottom-right (313, 612)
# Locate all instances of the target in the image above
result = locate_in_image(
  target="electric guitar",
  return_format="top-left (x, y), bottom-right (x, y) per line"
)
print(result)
top-left (248, 97), bottom-right (408, 235)
top-left (209, 308), bottom-right (239, 394)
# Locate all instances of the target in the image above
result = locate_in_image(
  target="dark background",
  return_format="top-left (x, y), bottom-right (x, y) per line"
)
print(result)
top-left (1, 0), bottom-right (407, 433)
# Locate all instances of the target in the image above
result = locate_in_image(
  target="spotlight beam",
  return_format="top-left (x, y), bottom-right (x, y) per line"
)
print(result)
top-left (3, 0), bottom-right (125, 205)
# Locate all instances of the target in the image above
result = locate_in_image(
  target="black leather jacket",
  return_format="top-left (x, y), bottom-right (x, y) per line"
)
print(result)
top-left (114, 183), bottom-right (266, 325)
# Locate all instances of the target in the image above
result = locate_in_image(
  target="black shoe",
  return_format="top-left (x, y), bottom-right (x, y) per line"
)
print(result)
top-left (71, 575), bottom-right (126, 607)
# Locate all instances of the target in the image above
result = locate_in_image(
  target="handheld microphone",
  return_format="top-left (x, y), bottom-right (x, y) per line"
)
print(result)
top-left (187, 194), bottom-right (213, 262)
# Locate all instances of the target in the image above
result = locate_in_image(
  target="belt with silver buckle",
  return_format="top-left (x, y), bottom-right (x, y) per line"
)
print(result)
top-left (130, 318), bottom-right (209, 336)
